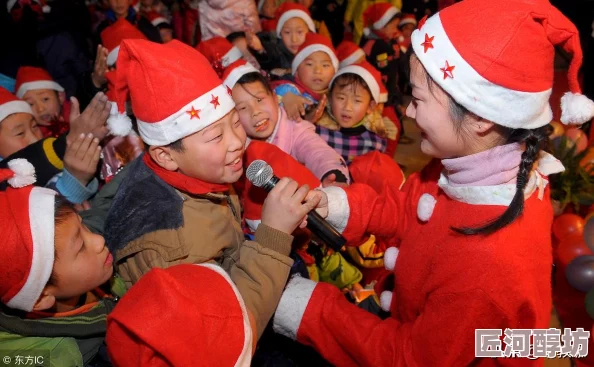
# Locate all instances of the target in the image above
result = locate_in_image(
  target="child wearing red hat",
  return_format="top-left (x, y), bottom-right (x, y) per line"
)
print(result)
top-left (103, 39), bottom-right (320, 338)
top-left (273, 0), bottom-right (594, 365)
top-left (0, 87), bottom-right (42, 160)
top-left (145, 10), bottom-right (173, 43)
top-left (0, 159), bottom-right (123, 366)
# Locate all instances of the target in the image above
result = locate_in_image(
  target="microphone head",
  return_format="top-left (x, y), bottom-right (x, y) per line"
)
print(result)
top-left (246, 160), bottom-right (274, 188)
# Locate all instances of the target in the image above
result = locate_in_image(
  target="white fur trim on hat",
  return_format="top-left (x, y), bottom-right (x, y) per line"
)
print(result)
top-left (411, 14), bottom-right (553, 129)
top-left (380, 290), bottom-right (393, 312)
top-left (224, 63), bottom-right (260, 89)
top-left (320, 186), bottom-right (349, 233)
top-left (373, 7), bottom-right (400, 30)
top-left (417, 193), bottom-right (436, 222)
top-left (399, 17), bottom-right (417, 28)
top-left (7, 159), bottom-right (36, 188)
top-left (150, 16), bottom-right (169, 27)
top-left (137, 84), bottom-right (235, 146)
top-left (339, 48), bottom-right (366, 69)
top-left (107, 102), bottom-right (133, 137)
top-left (222, 46), bottom-right (244, 68)
top-left (292, 44), bottom-right (339, 75)
top-left (6, 0), bottom-right (47, 12)
top-left (379, 91), bottom-right (388, 103)
top-left (560, 92), bottom-right (594, 125)
top-left (331, 64), bottom-right (380, 102)
top-left (384, 246), bottom-right (399, 271)
top-left (273, 275), bottom-right (317, 340)
top-left (6, 187), bottom-right (56, 312)
top-left (16, 81), bottom-right (64, 99)
top-left (276, 9), bottom-right (316, 38)
top-left (107, 45), bottom-right (121, 67)
top-left (0, 100), bottom-right (33, 123)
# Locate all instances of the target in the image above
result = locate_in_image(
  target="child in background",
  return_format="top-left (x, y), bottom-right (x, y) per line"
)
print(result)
top-left (344, 0), bottom-right (403, 45)
top-left (96, 0), bottom-right (162, 44)
top-left (145, 10), bottom-right (174, 43)
top-left (247, 3), bottom-right (316, 77)
top-left (223, 59), bottom-right (349, 188)
top-left (336, 40), bottom-right (366, 69)
top-left (196, 37), bottom-right (244, 77)
top-left (0, 162), bottom-right (122, 366)
top-left (15, 67), bottom-right (70, 138)
top-left (397, 13), bottom-right (416, 54)
top-left (0, 87), bottom-right (43, 160)
top-left (257, 0), bottom-right (278, 33)
top-left (274, 33), bottom-right (338, 122)
top-left (101, 17), bottom-right (149, 69)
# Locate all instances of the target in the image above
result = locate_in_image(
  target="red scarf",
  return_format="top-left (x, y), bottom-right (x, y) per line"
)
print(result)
top-left (142, 154), bottom-right (229, 195)
top-left (293, 77), bottom-right (325, 102)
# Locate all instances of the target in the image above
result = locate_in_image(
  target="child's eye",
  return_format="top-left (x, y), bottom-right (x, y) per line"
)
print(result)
top-left (234, 120), bottom-right (241, 127)
top-left (210, 134), bottom-right (223, 142)
top-left (43, 98), bottom-right (49, 102)
top-left (257, 98), bottom-right (263, 103)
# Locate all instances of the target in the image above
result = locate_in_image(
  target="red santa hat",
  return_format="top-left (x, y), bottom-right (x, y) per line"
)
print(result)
top-left (292, 33), bottom-right (339, 75)
top-left (241, 141), bottom-right (320, 232)
top-left (106, 264), bottom-right (253, 367)
top-left (196, 37), bottom-right (244, 69)
top-left (145, 10), bottom-right (170, 27)
top-left (15, 66), bottom-right (64, 99)
top-left (275, 3), bottom-right (316, 38)
top-left (411, 0), bottom-right (594, 128)
top-left (0, 87), bottom-right (33, 123)
top-left (106, 39), bottom-right (235, 144)
top-left (222, 60), bottom-right (260, 89)
top-left (399, 13), bottom-right (417, 28)
top-left (100, 18), bottom-right (148, 67)
top-left (6, 0), bottom-right (50, 13)
top-left (0, 159), bottom-right (57, 312)
top-left (336, 40), bottom-right (366, 69)
top-left (363, 3), bottom-right (401, 37)
top-left (330, 61), bottom-right (382, 103)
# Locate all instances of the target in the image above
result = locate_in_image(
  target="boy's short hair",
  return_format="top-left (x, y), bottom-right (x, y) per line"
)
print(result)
top-left (236, 72), bottom-right (273, 94)
top-left (330, 73), bottom-right (372, 98)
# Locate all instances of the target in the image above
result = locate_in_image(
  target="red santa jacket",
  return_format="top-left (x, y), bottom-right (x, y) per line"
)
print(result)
top-left (272, 156), bottom-right (563, 366)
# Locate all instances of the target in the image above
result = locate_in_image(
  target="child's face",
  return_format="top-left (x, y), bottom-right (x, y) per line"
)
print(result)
top-left (159, 28), bottom-right (173, 43)
top-left (380, 17), bottom-right (401, 41)
top-left (406, 59), bottom-right (466, 158)
top-left (401, 24), bottom-right (415, 39)
top-left (169, 110), bottom-right (247, 184)
top-left (22, 89), bottom-right (63, 126)
top-left (109, 0), bottom-right (131, 17)
top-left (0, 113), bottom-right (42, 158)
top-left (331, 81), bottom-right (374, 128)
top-left (44, 212), bottom-right (113, 304)
top-left (261, 0), bottom-right (277, 18)
top-left (232, 81), bottom-right (279, 140)
top-left (281, 18), bottom-right (309, 55)
top-left (296, 51), bottom-right (335, 92)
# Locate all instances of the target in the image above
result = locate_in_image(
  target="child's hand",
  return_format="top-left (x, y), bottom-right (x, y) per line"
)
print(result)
top-left (68, 93), bottom-right (110, 141)
top-left (304, 94), bottom-right (327, 123)
top-left (246, 31), bottom-right (264, 53)
top-left (64, 133), bottom-right (101, 186)
top-left (313, 189), bottom-right (329, 219)
top-left (282, 92), bottom-right (313, 121)
top-left (91, 45), bottom-right (109, 88)
top-left (321, 173), bottom-right (348, 188)
top-left (261, 177), bottom-right (322, 235)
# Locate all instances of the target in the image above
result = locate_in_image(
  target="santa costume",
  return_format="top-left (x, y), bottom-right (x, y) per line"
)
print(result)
top-left (272, 0), bottom-right (594, 366)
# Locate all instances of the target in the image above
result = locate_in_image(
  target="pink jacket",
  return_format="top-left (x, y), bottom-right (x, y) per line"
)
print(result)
top-left (198, 0), bottom-right (261, 40)
top-left (267, 108), bottom-right (350, 183)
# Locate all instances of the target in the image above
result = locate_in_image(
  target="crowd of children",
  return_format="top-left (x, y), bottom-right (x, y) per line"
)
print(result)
top-left (1, 0), bottom-right (592, 365)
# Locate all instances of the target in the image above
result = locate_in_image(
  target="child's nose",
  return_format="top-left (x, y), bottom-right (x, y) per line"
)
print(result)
top-left (405, 101), bottom-right (415, 119)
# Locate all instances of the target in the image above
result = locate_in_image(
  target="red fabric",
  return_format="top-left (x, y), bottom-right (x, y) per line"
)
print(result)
top-left (182, 7), bottom-right (200, 45)
top-left (383, 106), bottom-right (401, 153)
top-left (100, 18), bottom-right (147, 53)
top-left (349, 151), bottom-right (405, 193)
top-left (363, 3), bottom-right (397, 30)
top-left (142, 154), bottom-right (229, 195)
top-left (292, 162), bottom-right (553, 366)
top-left (336, 40), bottom-right (361, 63)
top-left (196, 37), bottom-right (235, 66)
top-left (261, 18), bottom-right (276, 32)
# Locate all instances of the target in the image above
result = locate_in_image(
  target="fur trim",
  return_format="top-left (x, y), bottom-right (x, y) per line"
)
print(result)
top-left (7, 159), bottom-right (36, 188)
top-left (384, 246), bottom-right (399, 271)
top-left (320, 186), bottom-right (349, 233)
top-left (107, 102), bottom-right (133, 137)
top-left (417, 193), bottom-right (436, 222)
top-left (560, 92), bottom-right (594, 125)
top-left (273, 276), bottom-right (317, 340)
top-left (380, 290), bottom-right (392, 312)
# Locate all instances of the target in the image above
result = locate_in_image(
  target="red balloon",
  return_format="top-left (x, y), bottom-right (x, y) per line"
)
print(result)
top-left (553, 214), bottom-right (586, 241)
top-left (556, 234), bottom-right (593, 268)
top-left (565, 128), bottom-right (588, 154)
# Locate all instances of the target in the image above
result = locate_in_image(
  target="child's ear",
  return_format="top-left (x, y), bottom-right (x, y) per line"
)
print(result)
top-left (58, 91), bottom-right (66, 105)
top-left (367, 100), bottom-right (377, 115)
top-left (33, 289), bottom-right (56, 311)
top-left (149, 146), bottom-right (179, 172)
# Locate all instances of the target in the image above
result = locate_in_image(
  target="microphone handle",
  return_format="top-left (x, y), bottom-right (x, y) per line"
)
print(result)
top-left (306, 210), bottom-right (347, 252)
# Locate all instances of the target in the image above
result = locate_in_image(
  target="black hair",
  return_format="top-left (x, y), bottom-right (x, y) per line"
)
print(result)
top-left (329, 73), bottom-right (373, 99)
top-left (157, 23), bottom-right (173, 31)
top-left (410, 54), bottom-right (548, 236)
top-left (226, 31), bottom-right (246, 43)
top-left (236, 72), bottom-right (273, 95)
top-left (167, 139), bottom-right (185, 153)
top-left (48, 197), bottom-right (76, 285)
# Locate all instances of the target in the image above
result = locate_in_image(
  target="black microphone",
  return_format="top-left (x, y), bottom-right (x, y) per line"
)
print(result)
top-left (246, 160), bottom-right (347, 252)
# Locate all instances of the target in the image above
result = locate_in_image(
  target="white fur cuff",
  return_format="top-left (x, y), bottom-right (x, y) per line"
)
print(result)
top-left (273, 276), bottom-right (317, 340)
top-left (320, 186), bottom-right (349, 233)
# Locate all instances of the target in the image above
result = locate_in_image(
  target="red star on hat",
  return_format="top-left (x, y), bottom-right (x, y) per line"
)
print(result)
top-left (210, 94), bottom-right (220, 109)
top-left (186, 106), bottom-right (201, 119)
top-left (226, 86), bottom-right (233, 96)
top-left (440, 60), bottom-right (455, 80)
top-left (421, 34), bottom-right (434, 53)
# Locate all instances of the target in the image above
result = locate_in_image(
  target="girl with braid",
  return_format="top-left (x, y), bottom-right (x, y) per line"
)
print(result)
top-left (271, 0), bottom-right (594, 365)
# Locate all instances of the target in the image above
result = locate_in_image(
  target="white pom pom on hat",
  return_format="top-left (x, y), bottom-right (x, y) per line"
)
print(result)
top-left (6, 159), bottom-right (36, 188)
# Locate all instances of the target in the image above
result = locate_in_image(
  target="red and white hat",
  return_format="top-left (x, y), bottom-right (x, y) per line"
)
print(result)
top-left (222, 60), bottom-right (260, 89)
top-left (275, 3), bottom-right (316, 38)
top-left (399, 13), bottom-right (417, 28)
top-left (100, 18), bottom-right (148, 67)
top-left (0, 87), bottom-right (33, 123)
top-left (107, 263), bottom-right (253, 367)
top-left (0, 159), bottom-right (57, 312)
top-left (107, 39), bottom-right (235, 144)
top-left (196, 37), bottom-right (244, 69)
top-left (15, 67), bottom-right (64, 99)
top-left (331, 61), bottom-right (382, 103)
top-left (292, 33), bottom-right (339, 75)
top-left (145, 10), bottom-right (169, 27)
top-left (363, 3), bottom-right (401, 36)
top-left (336, 40), bottom-right (366, 69)
top-left (411, 0), bottom-right (594, 128)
